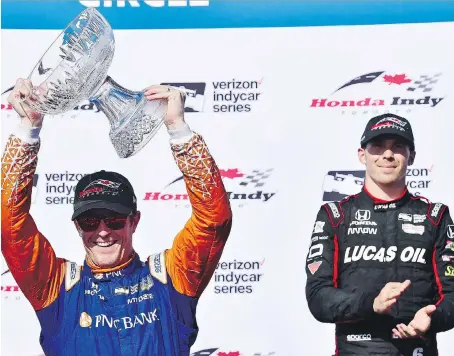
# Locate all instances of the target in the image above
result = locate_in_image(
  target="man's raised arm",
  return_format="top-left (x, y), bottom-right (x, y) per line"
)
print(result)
top-left (1, 79), bottom-right (65, 310)
top-left (164, 125), bottom-right (232, 298)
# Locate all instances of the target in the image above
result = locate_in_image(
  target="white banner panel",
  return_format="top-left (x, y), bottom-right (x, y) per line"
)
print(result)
top-left (1, 20), bottom-right (454, 356)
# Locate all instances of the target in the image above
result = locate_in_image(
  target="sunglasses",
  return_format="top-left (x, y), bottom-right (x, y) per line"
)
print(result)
top-left (76, 214), bottom-right (130, 232)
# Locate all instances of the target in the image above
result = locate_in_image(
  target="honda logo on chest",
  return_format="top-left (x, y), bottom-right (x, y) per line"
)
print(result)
top-left (355, 209), bottom-right (371, 221)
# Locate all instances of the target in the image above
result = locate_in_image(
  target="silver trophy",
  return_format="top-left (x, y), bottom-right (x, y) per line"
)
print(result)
top-left (24, 7), bottom-right (167, 158)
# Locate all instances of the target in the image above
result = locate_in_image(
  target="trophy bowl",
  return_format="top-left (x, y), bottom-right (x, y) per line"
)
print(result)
top-left (24, 7), bottom-right (167, 159)
top-left (26, 7), bottom-right (115, 115)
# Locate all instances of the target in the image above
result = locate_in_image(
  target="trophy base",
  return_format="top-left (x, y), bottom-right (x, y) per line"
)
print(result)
top-left (109, 99), bottom-right (167, 159)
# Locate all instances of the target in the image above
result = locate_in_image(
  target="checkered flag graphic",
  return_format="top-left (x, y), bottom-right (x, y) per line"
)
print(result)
top-left (407, 73), bottom-right (442, 92)
top-left (239, 169), bottom-right (274, 187)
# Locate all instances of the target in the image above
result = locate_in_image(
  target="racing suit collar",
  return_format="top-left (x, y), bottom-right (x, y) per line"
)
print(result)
top-left (360, 186), bottom-right (411, 211)
top-left (83, 252), bottom-right (142, 281)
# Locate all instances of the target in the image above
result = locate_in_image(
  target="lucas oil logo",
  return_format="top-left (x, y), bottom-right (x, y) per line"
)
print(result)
top-left (344, 245), bottom-right (426, 264)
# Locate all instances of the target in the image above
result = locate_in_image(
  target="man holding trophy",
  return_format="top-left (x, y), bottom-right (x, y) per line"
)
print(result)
top-left (2, 50), bottom-right (232, 356)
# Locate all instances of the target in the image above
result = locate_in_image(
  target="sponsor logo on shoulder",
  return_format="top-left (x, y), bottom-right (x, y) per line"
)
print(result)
top-left (328, 203), bottom-right (341, 218)
top-left (431, 203), bottom-right (443, 217)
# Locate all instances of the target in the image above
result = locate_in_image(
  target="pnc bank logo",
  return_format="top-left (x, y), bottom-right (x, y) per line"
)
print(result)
top-left (79, 0), bottom-right (209, 7)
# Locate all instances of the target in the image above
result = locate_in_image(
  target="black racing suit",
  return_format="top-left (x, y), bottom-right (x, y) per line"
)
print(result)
top-left (305, 188), bottom-right (454, 356)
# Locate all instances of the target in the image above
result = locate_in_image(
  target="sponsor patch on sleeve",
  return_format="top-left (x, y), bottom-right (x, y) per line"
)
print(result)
top-left (148, 252), bottom-right (167, 285)
top-left (65, 261), bottom-right (81, 291)
top-left (308, 261), bottom-right (322, 275)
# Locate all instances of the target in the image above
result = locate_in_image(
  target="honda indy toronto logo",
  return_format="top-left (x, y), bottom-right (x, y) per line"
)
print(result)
top-left (322, 166), bottom-right (434, 202)
top-left (144, 168), bottom-right (276, 208)
top-left (191, 349), bottom-right (275, 356)
top-left (310, 71), bottom-right (446, 116)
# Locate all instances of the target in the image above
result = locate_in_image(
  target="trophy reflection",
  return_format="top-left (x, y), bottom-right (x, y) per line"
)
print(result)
top-left (24, 7), bottom-right (166, 158)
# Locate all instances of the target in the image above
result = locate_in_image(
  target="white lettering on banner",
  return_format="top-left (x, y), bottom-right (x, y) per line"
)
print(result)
top-left (347, 227), bottom-right (378, 235)
top-left (308, 244), bottom-right (323, 259)
top-left (344, 246), bottom-right (426, 264)
top-left (347, 334), bottom-right (372, 342)
top-left (79, 0), bottom-right (209, 7)
top-left (94, 310), bottom-right (159, 330)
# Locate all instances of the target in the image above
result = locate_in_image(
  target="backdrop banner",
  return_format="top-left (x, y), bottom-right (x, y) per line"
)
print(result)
top-left (1, 2), bottom-right (453, 355)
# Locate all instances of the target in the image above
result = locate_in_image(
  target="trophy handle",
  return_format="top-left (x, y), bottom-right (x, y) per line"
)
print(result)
top-left (90, 76), bottom-right (167, 158)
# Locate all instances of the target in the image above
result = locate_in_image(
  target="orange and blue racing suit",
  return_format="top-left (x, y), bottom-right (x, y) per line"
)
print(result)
top-left (1, 124), bottom-right (232, 356)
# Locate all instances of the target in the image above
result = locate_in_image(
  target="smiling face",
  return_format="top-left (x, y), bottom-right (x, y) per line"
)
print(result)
top-left (358, 135), bottom-right (416, 187)
top-left (74, 208), bottom-right (141, 269)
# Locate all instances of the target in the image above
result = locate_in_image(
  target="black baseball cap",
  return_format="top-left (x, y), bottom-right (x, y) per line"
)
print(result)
top-left (360, 113), bottom-right (415, 151)
top-left (71, 170), bottom-right (137, 220)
